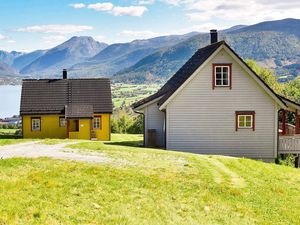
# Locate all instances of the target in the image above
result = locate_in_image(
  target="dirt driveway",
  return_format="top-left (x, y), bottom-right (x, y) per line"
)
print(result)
top-left (0, 141), bottom-right (111, 163)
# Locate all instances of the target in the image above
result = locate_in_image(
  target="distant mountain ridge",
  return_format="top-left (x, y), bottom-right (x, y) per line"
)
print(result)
top-left (114, 18), bottom-right (300, 83)
top-left (0, 18), bottom-right (300, 83)
top-left (0, 50), bottom-right (23, 66)
top-left (20, 36), bottom-right (108, 76)
top-left (69, 32), bottom-right (199, 77)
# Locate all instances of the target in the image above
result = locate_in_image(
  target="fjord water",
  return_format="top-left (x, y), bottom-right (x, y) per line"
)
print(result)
top-left (0, 85), bottom-right (21, 118)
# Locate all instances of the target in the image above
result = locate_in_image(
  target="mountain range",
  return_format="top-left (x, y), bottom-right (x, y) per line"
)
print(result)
top-left (1, 18), bottom-right (300, 84)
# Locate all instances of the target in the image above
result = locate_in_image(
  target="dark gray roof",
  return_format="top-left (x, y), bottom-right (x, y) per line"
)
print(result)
top-left (133, 40), bottom-right (286, 109)
top-left (65, 104), bottom-right (94, 118)
top-left (20, 78), bottom-right (113, 115)
top-left (132, 41), bottom-right (224, 109)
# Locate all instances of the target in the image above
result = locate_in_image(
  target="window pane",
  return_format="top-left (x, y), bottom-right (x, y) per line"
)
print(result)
top-left (32, 118), bottom-right (40, 131)
top-left (246, 121), bottom-right (252, 127)
top-left (60, 118), bottom-right (66, 127)
top-left (93, 117), bottom-right (101, 129)
top-left (239, 116), bottom-right (245, 127)
top-left (216, 80), bottom-right (222, 85)
top-left (223, 73), bottom-right (228, 79)
top-left (223, 67), bottom-right (228, 73)
top-left (216, 67), bottom-right (221, 73)
top-left (246, 116), bottom-right (252, 122)
top-left (223, 79), bottom-right (228, 85)
top-left (216, 73), bottom-right (222, 79)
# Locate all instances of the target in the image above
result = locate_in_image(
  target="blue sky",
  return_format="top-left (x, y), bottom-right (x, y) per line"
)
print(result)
top-left (0, 0), bottom-right (300, 52)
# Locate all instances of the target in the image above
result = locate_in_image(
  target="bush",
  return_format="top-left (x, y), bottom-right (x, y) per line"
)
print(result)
top-left (276, 154), bottom-right (296, 167)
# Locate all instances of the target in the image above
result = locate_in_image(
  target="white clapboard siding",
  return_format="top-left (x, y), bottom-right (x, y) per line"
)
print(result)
top-left (166, 49), bottom-right (278, 159)
top-left (144, 101), bottom-right (165, 147)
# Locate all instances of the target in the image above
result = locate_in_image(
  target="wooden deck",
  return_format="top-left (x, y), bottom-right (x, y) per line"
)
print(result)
top-left (279, 135), bottom-right (300, 154)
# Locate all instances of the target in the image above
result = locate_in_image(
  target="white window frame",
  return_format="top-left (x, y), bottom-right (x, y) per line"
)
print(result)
top-left (238, 115), bottom-right (253, 129)
top-left (93, 116), bottom-right (101, 129)
top-left (215, 65), bottom-right (230, 87)
top-left (59, 117), bottom-right (66, 127)
top-left (31, 118), bottom-right (41, 131)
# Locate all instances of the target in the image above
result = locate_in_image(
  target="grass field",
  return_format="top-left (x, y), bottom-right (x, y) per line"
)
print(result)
top-left (112, 83), bottom-right (160, 108)
top-left (0, 134), bottom-right (299, 224)
top-left (0, 128), bottom-right (32, 146)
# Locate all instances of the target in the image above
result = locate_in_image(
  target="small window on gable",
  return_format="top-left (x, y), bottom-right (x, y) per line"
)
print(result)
top-left (213, 64), bottom-right (232, 89)
top-left (31, 117), bottom-right (41, 131)
top-left (235, 111), bottom-right (255, 131)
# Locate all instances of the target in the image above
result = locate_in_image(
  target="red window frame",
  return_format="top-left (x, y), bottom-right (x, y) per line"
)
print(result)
top-left (235, 111), bottom-right (255, 131)
top-left (212, 63), bottom-right (232, 90)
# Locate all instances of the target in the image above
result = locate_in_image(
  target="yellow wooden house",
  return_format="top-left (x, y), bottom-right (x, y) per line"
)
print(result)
top-left (20, 71), bottom-right (113, 140)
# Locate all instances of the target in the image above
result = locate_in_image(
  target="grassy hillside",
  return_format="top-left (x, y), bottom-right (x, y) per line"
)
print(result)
top-left (0, 134), bottom-right (299, 224)
top-left (112, 83), bottom-right (160, 108)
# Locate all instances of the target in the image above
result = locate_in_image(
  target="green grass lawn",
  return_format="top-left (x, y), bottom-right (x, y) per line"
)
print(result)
top-left (0, 129), bottom-right (34, 146)
top-left (0, 134), bottom-right (299, 224)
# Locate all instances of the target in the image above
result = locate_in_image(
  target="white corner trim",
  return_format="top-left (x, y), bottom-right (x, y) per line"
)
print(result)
top-left (159, 45), bottom-right (224, 110)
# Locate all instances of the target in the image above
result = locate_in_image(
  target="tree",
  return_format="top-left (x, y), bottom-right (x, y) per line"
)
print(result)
top-left (282, 78), bottom-right (300, 102)
top-left (246, 59), bottom-right (283, 94)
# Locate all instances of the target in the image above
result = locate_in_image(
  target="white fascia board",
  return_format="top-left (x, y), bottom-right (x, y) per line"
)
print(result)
top-left (134, 96), bottom-right (164, 111)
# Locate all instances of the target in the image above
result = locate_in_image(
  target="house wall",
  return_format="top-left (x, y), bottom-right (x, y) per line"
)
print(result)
top-left (92, 114), bottom-right (111, 141)
top-left (23, 113), bottom-right (111, 141)
top-left (144, 101), bottom-right (165, 147)
top-left (166, 49), bottom-right (279, 160)
top-left (22, 115), bottom-right (67, 139)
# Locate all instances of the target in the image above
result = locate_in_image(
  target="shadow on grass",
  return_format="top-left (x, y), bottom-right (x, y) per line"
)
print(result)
top-left (106, 140), bottom-right (143, 148)
top-left (0, 134), bottom-right (22, 139)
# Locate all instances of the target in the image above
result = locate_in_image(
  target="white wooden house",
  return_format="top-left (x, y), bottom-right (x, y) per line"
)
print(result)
top-left (133, 30), bottom-right (300, 162)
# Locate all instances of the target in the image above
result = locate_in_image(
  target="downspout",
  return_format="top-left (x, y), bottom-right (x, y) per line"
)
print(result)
top-left (134, 110), bottom-right (145, 147)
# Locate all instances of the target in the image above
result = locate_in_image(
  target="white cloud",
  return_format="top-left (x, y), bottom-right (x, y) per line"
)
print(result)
top-left (139, 0), bottom-right (155, 5)
top-left (0, 34), bottom-right (6, 40)
top-left (160, 0), bottom-right (300, 24)
top-left (94, 35), bottom-right (106, 42)
top-left (118, 30), bottom-right (158, 38)
top-left (69, 3), bottom-right (86, 9)
top-left (87, 2), bottom-right (114, 11)
top-left (16, 24), bottom-right (93, 34)
top-left (7, 40), bottom-right (16, 43)
top-left (75, 2), bottom-right (148, 17)
top-left (42, 35), bottom-right (68, 44)
top-left (0, 34), bottom-right (15, 44)
top-left (112, 6), bottom-right (147, 16)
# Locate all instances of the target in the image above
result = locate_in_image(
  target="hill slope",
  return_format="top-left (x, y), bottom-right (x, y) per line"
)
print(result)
top-left (0, 134), bottom-right (299, 224)
top-left (70, 32), bottom-right (199, 77)
top-left (0, 61), bottom-right (18, 76)
top-left (12, 50), bottom-right (47, 70)
top-left (20, 36), bottom-right (107, 76)
top-left (0, 50), bottom-right (23, 65)
top-left (114, 18), bottom-right (300, 83)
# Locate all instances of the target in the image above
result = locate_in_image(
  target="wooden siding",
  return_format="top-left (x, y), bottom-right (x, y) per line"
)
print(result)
top-left (144, 101), bottom-right (165, 147)
top-left (166, 49), bottom-right (278, 159)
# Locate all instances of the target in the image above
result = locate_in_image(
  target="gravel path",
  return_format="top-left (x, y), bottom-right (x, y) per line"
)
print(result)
top-left (0, 141), bottom-right (111, 163)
